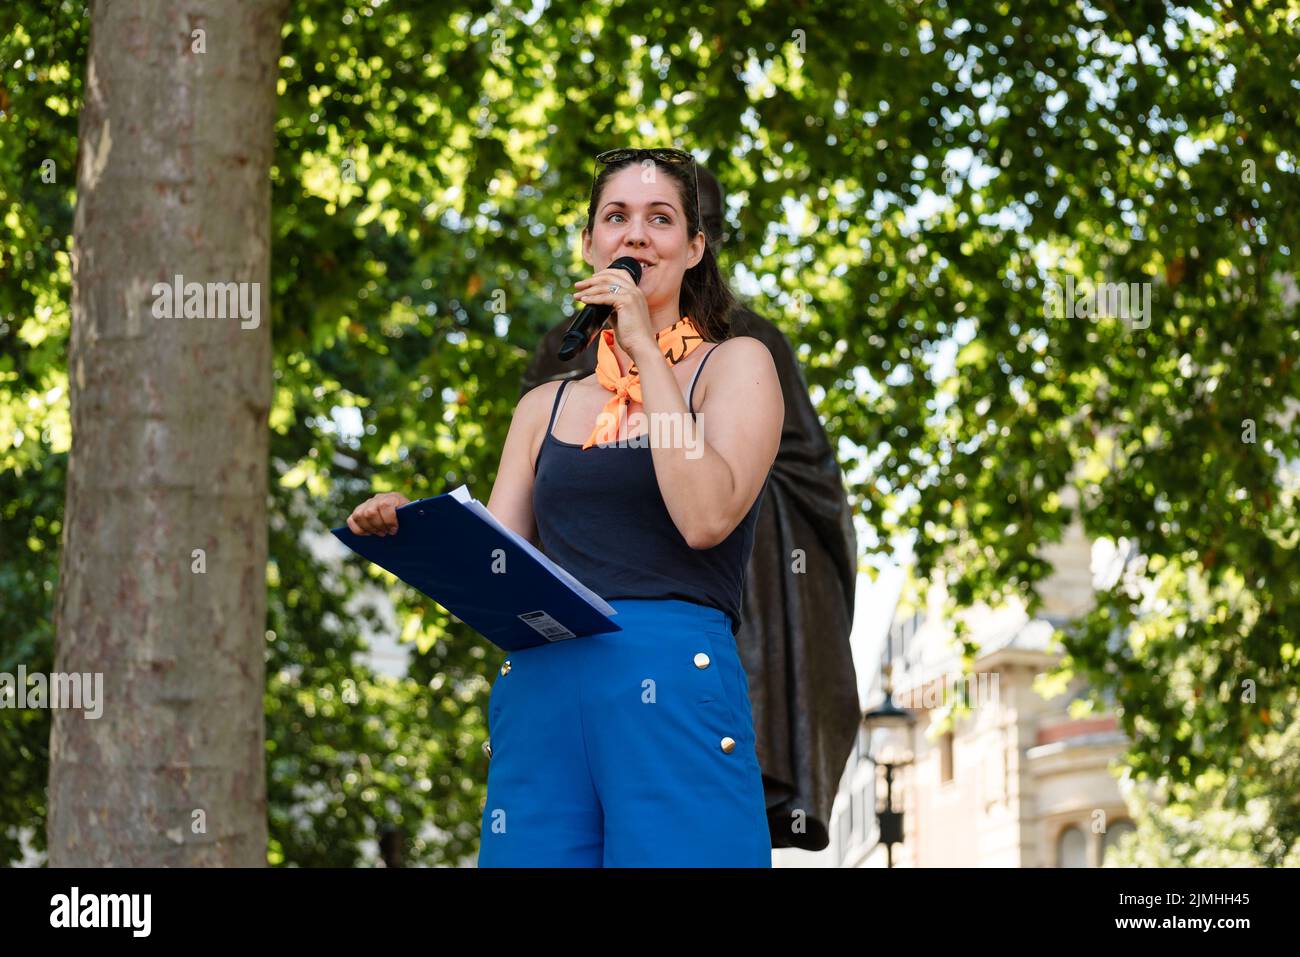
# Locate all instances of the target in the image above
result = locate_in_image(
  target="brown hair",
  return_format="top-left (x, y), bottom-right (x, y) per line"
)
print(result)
top-left (585, 156), bottom-right (736, 343)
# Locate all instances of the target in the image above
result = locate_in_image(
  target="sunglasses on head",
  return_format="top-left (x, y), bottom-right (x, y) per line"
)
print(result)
top-left (597, 147), bottom-right (694, 166)
top-left (592, 147), bottom-right (703, 237)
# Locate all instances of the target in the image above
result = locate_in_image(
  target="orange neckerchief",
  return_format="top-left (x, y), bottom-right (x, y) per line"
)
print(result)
top-left (582, 315), bottom-right (706, 449)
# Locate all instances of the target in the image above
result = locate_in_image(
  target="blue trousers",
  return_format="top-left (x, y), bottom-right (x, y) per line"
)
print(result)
top-left (477, 598), bottom-right (771, 867)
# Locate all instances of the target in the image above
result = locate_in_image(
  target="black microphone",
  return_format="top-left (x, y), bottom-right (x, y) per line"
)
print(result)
top-left (557, 256), bottom-right (643, 361)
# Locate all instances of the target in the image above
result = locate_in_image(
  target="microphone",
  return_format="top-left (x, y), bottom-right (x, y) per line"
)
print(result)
top-left (557, 256), bottom-right (643, 361)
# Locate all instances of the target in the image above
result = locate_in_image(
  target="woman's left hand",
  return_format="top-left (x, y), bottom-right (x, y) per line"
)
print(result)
top-left (573, 267), bottom-right (655, 358)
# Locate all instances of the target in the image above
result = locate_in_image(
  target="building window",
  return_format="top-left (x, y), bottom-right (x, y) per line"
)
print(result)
top-left (939, 730), bottom-right (954, 784)
top-left (1102, 819), bottom-right (1137, 865)
top-left (1056, 825), bottom-right (1088, 868)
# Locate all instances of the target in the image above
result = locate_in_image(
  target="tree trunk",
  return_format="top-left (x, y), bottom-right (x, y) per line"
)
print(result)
top-left (48, 0), bottom-right (289, 866)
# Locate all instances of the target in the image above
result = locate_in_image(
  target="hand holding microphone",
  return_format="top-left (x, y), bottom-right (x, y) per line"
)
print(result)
top-left (558, 256), bottom-right (653, 361)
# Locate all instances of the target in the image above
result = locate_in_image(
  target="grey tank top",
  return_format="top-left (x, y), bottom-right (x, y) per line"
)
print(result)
top-left (531, 344), bottom-right (768, 636)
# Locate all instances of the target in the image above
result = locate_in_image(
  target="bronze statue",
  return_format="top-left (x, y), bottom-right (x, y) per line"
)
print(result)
top-left (518, 166), bottom-right (860, 851)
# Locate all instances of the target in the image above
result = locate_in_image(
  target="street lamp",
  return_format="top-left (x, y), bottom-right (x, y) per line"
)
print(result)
top-left (862, 660), bottom-right (916, 867)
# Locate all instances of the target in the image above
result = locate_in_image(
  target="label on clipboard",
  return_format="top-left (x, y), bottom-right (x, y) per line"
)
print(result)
top-left (517, 610), bottom-right (577, 641)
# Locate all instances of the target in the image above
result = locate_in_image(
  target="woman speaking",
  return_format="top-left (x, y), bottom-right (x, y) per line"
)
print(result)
top-left (347, 147), bottom-right (784, 867)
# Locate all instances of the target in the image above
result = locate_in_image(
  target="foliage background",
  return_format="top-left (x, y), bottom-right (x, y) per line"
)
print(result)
top-left (2, 0), bottom-right (1296, 864)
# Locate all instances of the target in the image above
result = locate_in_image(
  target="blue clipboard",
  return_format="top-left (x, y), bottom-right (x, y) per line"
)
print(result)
top-left (330, 486), bottom-right (621, 651)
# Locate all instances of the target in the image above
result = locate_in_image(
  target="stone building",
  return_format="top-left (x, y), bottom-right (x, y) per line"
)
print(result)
top-left (825, 520), bottom-right (1136, 867)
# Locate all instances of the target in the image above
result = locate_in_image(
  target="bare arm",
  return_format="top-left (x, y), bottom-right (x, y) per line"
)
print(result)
top-left (632, 336), bottom-right (784, 549)
top-left (485, 379), bottom-right (559, 547)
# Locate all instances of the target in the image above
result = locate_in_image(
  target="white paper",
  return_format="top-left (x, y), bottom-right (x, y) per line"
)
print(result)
top-left (445, 484), bottom-right (618, 617)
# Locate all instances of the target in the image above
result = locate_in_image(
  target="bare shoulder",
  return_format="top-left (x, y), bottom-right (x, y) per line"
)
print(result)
top-left (693, 336), bottom-right (781, 422)
top-left (519, 377), bottom-right (564, 417)
top-left (703, 336), bottom-right (778, 383)
top-left (517, 378), bottom-right (570, 470)
top-left (711, 335), bottom-right (772, 359)
top-left (517, 377), bottom-right (566, 440)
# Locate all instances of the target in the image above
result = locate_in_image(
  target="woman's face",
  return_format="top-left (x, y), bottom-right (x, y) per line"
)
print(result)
top-left (582, 162), bottom-right (705, 316)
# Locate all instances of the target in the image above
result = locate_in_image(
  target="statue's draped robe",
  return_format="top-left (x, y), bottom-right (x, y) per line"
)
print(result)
top-left (519, 306), bottom-right (860, 850)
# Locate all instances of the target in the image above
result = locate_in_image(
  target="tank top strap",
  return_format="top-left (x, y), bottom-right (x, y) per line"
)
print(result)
top-left (688, 343), bottom-right (719, 416)
top-left (545, 377), bottom-right (574, 436)
top-left (534, 378), bottom-right (573, 473)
